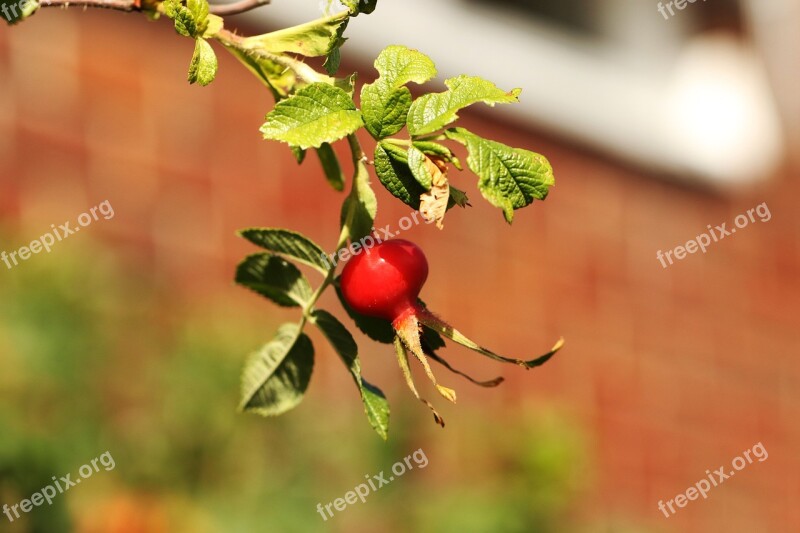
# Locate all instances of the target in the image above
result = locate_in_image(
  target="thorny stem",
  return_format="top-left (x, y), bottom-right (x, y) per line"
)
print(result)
top-left (38, 0), bottom-right (270, 16)
top-left (303, 134), bottom-right (369, 327)
top-left (207, 0), bottom-right (269, 16)
top-left (38, 0), bottom-right (138, 11)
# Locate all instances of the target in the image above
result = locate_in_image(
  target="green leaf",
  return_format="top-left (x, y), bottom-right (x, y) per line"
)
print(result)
top-left (316, 143), bottom-right (345, 192)
top-left (407, 145), bottom-right (434, 190)
top-left (188, 38), bottom-right (217, 87)
top-left (361, 46), bottom-right (436, 140)
top-left (291, 146), bottom-right (307, 164)
top-left (372, 45), bottom-right (437, 88)
top-left (374, 141), bottom-right (425, 209)
top-left (342, 0), bottom-right (378, 15)
top-left (340, 154), bottom-right (377, 242)
top-left (174, 7), bottom-right (197, 38)
top-left (187, 0), bottom-right (208, 27)
top-left (241, 12), bottom-right (349, 58)
top-left (162, 0), bottom-right (180, 18)
top-left (446, 128), bottom-right (554, 223)
top-left (311, 309), bottom-right (390, 440)
top-left (235, 253), bottom-right (313, 307)
top-left (335, 280), bottom-right (395, 343)
top-left (448, 185), bottom-right (470, 210)
top-left (324, 47), bottom-right (342, 76)
top-left (413, 141), bottom-right (462, 170)
top-left (240, 323), bottom-right (314, 416)
top-left (407, 75), bottom-right (521, 136)
top-left (202, 14), bottom-right (224, 38)
top-left (238, 228), bottom-right (331, 275)
top-left (361, 85), bottom-right (412, 139)
top-left (260, 83), bottom-right (364, 150)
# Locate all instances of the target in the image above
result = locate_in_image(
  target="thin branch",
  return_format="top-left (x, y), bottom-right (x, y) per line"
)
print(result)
top-left (209, 0), bottom-right (269, 16)
top-left (37, 0), bottom-right (270, 16)
top-left (38, 0), bottom-right (138, 11)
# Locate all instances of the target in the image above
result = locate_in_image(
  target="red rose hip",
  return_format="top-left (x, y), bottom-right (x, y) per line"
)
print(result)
top-left (337, 237), bottom-right (563, 429)
top-left (340, 238), bottom-right (428, 325)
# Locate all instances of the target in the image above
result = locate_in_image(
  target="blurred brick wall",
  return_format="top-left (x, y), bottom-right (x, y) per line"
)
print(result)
top-left (1, 10), bottom-right (799, 533)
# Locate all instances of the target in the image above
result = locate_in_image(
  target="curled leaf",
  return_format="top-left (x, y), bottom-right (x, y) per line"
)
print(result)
top-left (416, 154), bottom-right (450, 229)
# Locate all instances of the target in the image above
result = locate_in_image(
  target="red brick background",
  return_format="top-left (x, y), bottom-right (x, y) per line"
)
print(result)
top-left (1, 9), bottom-right (799, 532)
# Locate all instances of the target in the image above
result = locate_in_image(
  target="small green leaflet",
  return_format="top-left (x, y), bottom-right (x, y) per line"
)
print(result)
top-left (170, 0), bottom-right (213, 39)
top-left (316, 143), bottom-right (346, 192)
top-left (373, 141), bottom-right (425, 209)
top-left (261, 83), bottom-right (364, 150)
top-left (187, 0), bottom-right (208, 29)
top-left (188, 38), bottom-right (218, 86)
top-left (237, 228), bottom-right (330, 275)
top-left (240, 323), bottom-right (315, 416)
top-left (448, 185), bottom-right (470, 209)
top-left (446, 127), bottom-right (554, 223)
top-left (407, 75), bottom-right (521, 136)
top-left (235, 253), bottom-right (313, 307)
top-left (407, 145), bottom-right (433, 190)
top-left (324, 47), bottom-right (342, 76)
top-left (162, 0), bottom-right (180, 18)
top-left (291, 146), bottom-right (307, 164)
top-left (311, 310), bottom-right (390, 440)
top-left (361, 45), bottom-right (437, 139)
top-left (173, 8), bottom-right (197, 38)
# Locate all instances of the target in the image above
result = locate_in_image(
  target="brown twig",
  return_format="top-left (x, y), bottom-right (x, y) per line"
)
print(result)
top-left (37, 0), bottom-right (270, 16)
top-left (38, 0), bottom-right (139, 11)
top-left (209, 0), bottom-right (269, 16)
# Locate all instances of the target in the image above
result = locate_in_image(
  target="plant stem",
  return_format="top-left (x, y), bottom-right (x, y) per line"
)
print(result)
top-left (38, 0), bottom-right (138, 11)
top-left (208, 0), bottom-right (269, 16)
top-left (302, 133), bottom-right (367, 323)
top-left (38, 0), bottom-right (270, 16)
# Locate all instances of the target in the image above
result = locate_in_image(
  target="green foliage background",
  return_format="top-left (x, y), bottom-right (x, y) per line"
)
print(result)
top-left (0, 238), bottom-right (590, 532)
